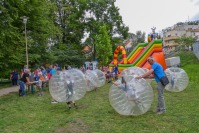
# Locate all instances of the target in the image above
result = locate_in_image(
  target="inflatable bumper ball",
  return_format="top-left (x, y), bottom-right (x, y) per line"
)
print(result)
top-left (84, 70), bottom-right (98, 91)
top-left (109, 76), bottom-right (154, 116)
top-left (193, 42), bottom-right (199, 60)
top-left (49, 69), bottom-right (87, 102)
top-left (165, 67), bottom-right (189, 92)
top-left (93, 69), bottom-right (106, 87)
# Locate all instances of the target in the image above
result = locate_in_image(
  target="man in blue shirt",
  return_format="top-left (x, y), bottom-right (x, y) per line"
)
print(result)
top-left (136, 57), bottom-right (166, 115)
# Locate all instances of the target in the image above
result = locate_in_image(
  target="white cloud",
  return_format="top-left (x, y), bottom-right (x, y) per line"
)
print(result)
top-left (195, 1), bottom-right (199, 5)
top-left (115, 0), bottom-right (199, 34)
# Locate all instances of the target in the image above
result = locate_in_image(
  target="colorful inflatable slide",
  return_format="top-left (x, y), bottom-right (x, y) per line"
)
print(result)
top-left (109, 39), bottom-right (167, 72)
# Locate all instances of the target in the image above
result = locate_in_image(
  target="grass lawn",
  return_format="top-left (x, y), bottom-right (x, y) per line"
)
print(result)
top-left (0, 79), bottom-right (12, 89)
top-left (1, 52), bottom-right (199, 133)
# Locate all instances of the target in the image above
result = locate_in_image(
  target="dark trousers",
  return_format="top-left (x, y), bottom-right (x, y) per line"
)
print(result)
top-left (12, 79), bottom-right (18, 85)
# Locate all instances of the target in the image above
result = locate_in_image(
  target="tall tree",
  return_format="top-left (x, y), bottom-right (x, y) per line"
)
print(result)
top-left (0, 0), bottom-right (24, 70)
top-left (84, 0), bottom-right (129, 60)
top-left (132, 31), bottom-right (146, 45)
top-left (95, 24), bottom-right (112, 66)
top-left (0, 0), bottom-right (59, 70)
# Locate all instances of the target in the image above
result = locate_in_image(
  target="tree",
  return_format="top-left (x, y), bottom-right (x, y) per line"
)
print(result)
top-left (175, 36), bottom-right (196, 46)
top-left (95, 24), bottom-right (112, 66)
top-left (83, 0), bottom-right (129, 60)
top-left (0, 0), bottom-right (129, 78)
top-left (0, 0), bottom-right (25, 70)
top-left (51, 43), bottom-right (86, 67)
top-left (0, 0), bottom-right (59, 71)
top-left (129, 31), bottom-right (146, 46)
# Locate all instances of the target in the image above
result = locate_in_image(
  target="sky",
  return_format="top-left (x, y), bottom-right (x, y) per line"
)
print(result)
top-left (115, 0), bottom-right (199, 35)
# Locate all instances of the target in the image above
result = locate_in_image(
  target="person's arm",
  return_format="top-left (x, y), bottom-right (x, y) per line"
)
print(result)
top-left (136, 69), bottom-right (154, 79)
top-left (25, 77), bottom-right (34, 84)
top-left (112, 81), bottom-right (119, 86)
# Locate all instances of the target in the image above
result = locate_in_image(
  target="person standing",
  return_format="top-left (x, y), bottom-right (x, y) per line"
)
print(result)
top-left (47, 65), bottom-right (53, 80)
top-left (114, 65), bottom-right (119, 80)
top-left (51, 65), bottom-right (58, 103)
top-left (50, 65), bottom-right (58, 76)
top-left (66, 79), bottom-right (78, 110)
top-left (11, 70), bottom-right (18, 86)
top-left (80, 65), bottom-right (86, 73)
top-left (136, 57), bottom-right (166, 115)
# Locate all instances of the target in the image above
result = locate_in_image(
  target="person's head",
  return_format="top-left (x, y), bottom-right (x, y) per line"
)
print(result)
top-left (147, 57), bottom-right (155, 65)
top-left (25, 69), bottom-right (30, 73)
top-left (41, 66), bottom-right (45, 70)
top-left (67, 66), bottom-right (71, 70)
top-left (64, 66), bottom-right (68, 70)
top-left (37, 68), bottom-right (41, 71)
top-left (54, 64), bottom-right (58, 70)
top-left (49, 65), bottom-right (52, 69)
top-left (38, 74), bottom-right (42, 78)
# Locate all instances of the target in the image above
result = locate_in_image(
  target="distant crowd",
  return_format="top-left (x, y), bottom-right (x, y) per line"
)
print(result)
top-left (10, 64), bottom-right (86, 96)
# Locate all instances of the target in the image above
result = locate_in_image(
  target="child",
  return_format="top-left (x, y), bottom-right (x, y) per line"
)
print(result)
top-left (36, 74), bottom-right (44, 96)
top-left (66, 79), bottom-right (78, 110)
top-left (112, 77), bottom-right (140, 103)
top-left (112, 77), bottom-right (128, 92)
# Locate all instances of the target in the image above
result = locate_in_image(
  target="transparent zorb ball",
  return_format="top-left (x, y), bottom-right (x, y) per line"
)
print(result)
top-left (49, 71), bottom-right (66, 102)
top-left (119, 67), bottom-right (146, 82)
top-left (84, 70), bottom-right (98, 91)
top-left (109, 76), bottom-right (153, 116)
top-left (93, 69), bottom-right (106, 87)
top-left (165, 67), bottom-right (189, 92)
top-left (49, 69), bottom-right (87, 102)
top-left (193, 42), bottom-right (199, 60)
top-left (140, 68), bottom-right (153, 83)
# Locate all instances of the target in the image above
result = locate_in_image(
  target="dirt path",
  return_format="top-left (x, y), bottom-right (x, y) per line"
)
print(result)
top-left (0, 86), bottom-right (19, 97)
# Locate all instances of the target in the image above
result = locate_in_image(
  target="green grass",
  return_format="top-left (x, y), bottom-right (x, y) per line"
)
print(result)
top-left (0, 79), bottom-right (12, 89)
top-left (1, 52), bottom-right (199, 133)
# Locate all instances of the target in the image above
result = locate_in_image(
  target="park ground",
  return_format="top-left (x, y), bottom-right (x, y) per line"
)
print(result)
top-left (0, 52), bottom-right (199, 133)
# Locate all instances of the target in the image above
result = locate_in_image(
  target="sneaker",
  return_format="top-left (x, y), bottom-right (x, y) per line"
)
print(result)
top-left (157, 111), bottom-right (165, 115)
top-left (153, 109), bottom-right (160, 113)
top-left (51, 101), bottom-right (58, 104)
top-left (68, 107), bottom-right (71, 110)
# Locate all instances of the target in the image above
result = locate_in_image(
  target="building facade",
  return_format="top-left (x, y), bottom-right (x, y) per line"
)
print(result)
top-left (163, 21), bottom-right (199, 49)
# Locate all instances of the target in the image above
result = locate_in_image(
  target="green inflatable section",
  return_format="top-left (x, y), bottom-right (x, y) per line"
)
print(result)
top-left (109, 39), bottom-right (162, 68)
top-left (126, 42), bottom-right (148, 60)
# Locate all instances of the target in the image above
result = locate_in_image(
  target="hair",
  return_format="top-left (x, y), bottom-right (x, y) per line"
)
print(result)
top-left (147, 56), bottom-right (154, 61)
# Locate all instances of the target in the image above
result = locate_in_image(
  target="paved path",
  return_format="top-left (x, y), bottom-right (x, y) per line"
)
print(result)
top-left (0, 86), bottom-right (19, 97)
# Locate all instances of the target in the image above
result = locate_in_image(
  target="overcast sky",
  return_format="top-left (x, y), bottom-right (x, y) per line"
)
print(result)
top-left (115, 0), bottom-right (199, 34)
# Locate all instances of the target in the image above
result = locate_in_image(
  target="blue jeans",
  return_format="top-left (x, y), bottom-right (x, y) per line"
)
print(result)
top-left (19, 81), bottom-right (26, 96)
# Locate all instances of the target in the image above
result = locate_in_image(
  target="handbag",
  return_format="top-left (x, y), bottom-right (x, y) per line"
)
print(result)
top-left (160, 76), bottom-right (169, 86)
top-left (154, 72), bottom-right (169, 86)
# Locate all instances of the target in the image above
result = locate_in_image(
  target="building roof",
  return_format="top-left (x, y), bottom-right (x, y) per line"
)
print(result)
top-left (82, 45), bottom-right (92, 52)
